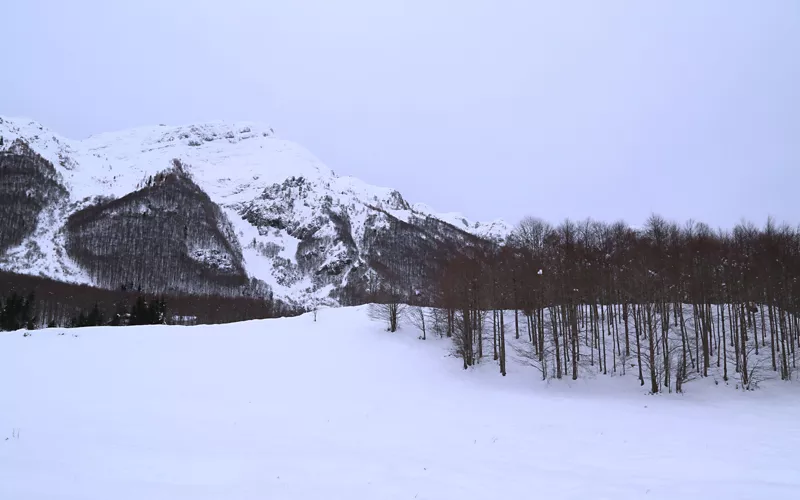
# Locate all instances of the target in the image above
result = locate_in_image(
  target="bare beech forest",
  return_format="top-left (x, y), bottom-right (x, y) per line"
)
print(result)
top-left (373, 215), bottom-right (800, 392)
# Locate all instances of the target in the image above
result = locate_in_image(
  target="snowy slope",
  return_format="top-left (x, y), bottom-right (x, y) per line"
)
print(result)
top-left (0, 306), bottom-right (798, 499)
top-left (0, 116), bottom-right (510, 303)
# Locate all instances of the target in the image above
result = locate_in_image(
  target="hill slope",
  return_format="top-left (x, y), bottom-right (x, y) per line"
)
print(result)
top-left (0, 117), bottom-right (510, 305)
top-left (1, 308), bottom-right (798, 499)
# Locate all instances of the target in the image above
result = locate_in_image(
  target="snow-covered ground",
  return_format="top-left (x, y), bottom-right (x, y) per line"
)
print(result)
top-left (1, 306), bottom-right (798, 499)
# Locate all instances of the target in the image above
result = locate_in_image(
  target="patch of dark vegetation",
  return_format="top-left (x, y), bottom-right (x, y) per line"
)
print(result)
top-left (0, 140), bottom-right (68, 253)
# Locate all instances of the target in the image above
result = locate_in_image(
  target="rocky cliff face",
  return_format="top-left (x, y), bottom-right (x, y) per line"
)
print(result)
top-left (0, 116), bottom-right (510, 306)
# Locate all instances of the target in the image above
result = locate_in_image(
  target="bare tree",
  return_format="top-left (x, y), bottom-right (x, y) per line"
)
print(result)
top-left (408, 306), bottom-right (428, 339)
top-left (309, 296), bottom-right (319, 322)
top-left (368, 302), bottom-right (405, 332)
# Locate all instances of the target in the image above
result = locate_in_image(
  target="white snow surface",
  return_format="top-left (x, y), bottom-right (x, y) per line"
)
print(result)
top-left (1, 306), bottom-right (798, 500)
top-left (0, 116), bottom-right (511, 302)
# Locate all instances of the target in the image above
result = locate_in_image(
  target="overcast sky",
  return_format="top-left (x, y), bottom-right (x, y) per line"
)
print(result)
top-left (3, 1), bottom-right (798, 228)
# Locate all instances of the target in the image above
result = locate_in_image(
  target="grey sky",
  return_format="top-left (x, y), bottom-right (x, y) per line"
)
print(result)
top-left (3, 1), bottom-right (798, 229)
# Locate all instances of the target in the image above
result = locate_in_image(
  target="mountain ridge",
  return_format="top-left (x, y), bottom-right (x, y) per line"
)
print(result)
top-left (0, 116), bottom-right (511, 305)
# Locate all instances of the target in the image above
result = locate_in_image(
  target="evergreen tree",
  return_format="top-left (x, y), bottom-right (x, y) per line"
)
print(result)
top-left (23, 292), bottom-right (36, 329)
top-left (129, 296), bottom-right (149, 326)
top-left (86, 303), bottom-right (104, 326)
top-left (0, 292), bottom-right (36, 330)
top-left (70, 311), bottom-right (88, 328)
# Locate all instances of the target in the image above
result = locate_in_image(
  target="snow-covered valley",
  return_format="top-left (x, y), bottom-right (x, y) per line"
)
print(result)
top-left (1, 306), bottom-right (798, 500)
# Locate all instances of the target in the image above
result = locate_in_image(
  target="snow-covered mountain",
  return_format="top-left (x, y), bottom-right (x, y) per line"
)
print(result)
top-left (0, 116), bottom-right (510, 305)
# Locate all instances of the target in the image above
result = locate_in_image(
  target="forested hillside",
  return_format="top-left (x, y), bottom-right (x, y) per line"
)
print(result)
top-left (0, 140), bottom-right (67, 253)
top-left (342, 207), bottom-right (491, 305)
top-left (65, 159), bottom-right (270, 297)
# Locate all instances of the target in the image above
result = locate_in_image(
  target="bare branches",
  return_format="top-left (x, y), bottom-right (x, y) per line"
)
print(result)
top-left (426, 214), bottom-right (800, 391)
top-left (407, 306), bottom-right (428, 340)
top-left (368, 302), bottom-right (406, 332)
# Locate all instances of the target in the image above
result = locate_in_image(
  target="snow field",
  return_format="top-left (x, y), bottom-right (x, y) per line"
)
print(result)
top-left (1, 306), bottom-right (798, 499)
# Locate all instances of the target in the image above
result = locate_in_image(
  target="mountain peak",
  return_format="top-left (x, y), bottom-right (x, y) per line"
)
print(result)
top-left (0, 116), bottom-right (511, 305)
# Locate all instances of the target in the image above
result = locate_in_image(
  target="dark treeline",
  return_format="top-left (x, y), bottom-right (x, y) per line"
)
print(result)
top-left (70, 296), bottom-right (168, 328)
top-left (0, 270), bottom-right (299, 331)
top-left (387, 215), bottom-right (800, 392)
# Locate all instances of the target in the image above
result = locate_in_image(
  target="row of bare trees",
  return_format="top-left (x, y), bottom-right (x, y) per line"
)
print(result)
top-left (409, 215), bottom-right (800, 392)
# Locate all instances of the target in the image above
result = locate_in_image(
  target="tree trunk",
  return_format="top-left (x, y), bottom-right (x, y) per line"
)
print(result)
top-left (550, 307), bottom-right (562, 379)
top-left (571, 305), bottom-right (579, 380)
top-left (721, 303), bottom-right (728, 382)
top-left (492, 310), bottom-right (498, 361)
top-left (646, 304), bottom-right (659, 394)
top-left (634, 304), bottom-right (644, 386)
top-left (499, 309), bottom-right (507, 376)
top-left (739, 304), bottom-right (749, 389)
top-left (623, 303), bottom-right (631, 357)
